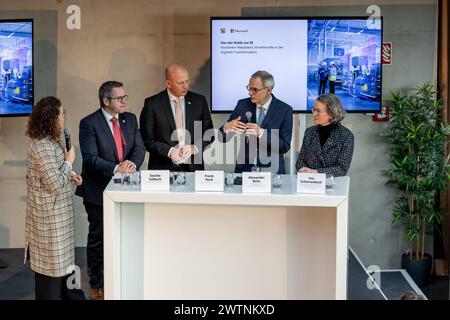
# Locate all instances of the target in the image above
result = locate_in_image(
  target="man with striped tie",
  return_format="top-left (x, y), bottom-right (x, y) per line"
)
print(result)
top-left (219, 71), bottom-right (293, 174)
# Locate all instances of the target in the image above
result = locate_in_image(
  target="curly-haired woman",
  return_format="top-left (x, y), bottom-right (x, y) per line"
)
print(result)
top-left (25, 96), bottom-right (85, 300)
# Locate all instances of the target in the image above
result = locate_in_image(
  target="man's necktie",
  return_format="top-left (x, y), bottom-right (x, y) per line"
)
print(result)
top-left (257, 107), bottom-right (265, 127)
top-left (174, 98), bottom-right (185, 147)
top-left (111, 117), bottom-right (126, 162)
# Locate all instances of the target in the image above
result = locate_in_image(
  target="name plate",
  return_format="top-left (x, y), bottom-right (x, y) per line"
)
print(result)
top-left (141, 170), bottom-right (170, 191)
top-left (195, 170), bottom-right (224, 192)
top-left (242, 172), bottom-right (271, 193)
top-left (297, 173), bottom-right (326, 194)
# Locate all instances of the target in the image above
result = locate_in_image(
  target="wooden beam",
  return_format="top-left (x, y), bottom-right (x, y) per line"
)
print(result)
top-left (438, 0), bottom-right (450, 275)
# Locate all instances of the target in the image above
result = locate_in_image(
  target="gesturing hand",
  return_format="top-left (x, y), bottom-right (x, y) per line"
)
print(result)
top-left (224, 116), bottom-right (246, 134)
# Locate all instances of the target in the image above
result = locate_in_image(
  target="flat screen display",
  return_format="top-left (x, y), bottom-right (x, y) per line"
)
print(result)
top-left (0, 19), bottom-right (33, 117)
top-left (211, 17), bottom-right (382, 113)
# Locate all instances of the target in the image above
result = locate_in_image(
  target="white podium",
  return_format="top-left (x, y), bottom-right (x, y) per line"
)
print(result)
top-left (103, 174), bottom-right (349, 300)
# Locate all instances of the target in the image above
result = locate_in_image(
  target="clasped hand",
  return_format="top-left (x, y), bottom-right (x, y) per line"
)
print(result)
top-left (117, 160), bottom-right (136, 173)
top-left (170, 145), bottom-right (197, 164)
top-left (298, 167), bottom-right (318, 174)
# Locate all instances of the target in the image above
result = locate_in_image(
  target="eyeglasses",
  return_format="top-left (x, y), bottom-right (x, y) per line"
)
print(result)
top-left (108, 95), bottom-right (129, 103)
top-left (312, 108), bottom-right (324, 115)
top-left (246, 85), bottom-right (267, 94)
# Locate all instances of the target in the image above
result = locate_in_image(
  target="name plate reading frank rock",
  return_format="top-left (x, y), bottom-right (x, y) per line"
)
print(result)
top-left (195, 170), bottom-right (224, 192)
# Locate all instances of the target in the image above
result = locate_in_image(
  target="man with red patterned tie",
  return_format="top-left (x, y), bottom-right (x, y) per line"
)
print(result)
top-left (76, 81), bottom-right (145, 300)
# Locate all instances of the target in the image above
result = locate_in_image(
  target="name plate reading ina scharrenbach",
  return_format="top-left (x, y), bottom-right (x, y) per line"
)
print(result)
top-left (297, 173), bottom-right (325, 194)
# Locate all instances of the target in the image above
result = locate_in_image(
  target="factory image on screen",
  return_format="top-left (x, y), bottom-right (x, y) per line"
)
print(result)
top-left (210, 17), bottom-right (382, 113)
top-left (306, 19), bottom-right (382, 112)
top-left (0, 20), bottom-right (33, 116)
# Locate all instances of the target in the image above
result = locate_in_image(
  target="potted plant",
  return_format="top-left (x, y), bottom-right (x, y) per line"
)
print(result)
top-left (386, 82), bottom-right (450, 287)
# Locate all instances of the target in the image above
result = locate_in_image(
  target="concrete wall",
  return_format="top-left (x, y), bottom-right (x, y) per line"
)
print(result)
top-left (0, 0), bottom-right (437, 270)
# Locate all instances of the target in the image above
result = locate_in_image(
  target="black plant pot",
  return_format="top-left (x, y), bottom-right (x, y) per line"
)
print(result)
top-left (401, 253), bottom-right (432, 287)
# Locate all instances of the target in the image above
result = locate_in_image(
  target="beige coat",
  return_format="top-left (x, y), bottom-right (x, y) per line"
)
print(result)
top-left (24, 137), bottom-right (75, 277)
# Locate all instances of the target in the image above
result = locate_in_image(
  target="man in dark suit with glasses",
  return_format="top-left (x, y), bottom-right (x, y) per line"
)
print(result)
top-left (76, 80), bottom-right (145, 300)
top-left (219, 70), bottom-right (293, 174)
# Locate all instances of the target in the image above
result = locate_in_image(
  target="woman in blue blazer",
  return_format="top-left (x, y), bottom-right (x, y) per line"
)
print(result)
top-left (296, 94), bottom-right (354, 177)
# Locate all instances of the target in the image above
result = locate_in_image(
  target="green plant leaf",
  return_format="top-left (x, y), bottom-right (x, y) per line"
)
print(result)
top-left (386, 82), bottom-right (447, 255)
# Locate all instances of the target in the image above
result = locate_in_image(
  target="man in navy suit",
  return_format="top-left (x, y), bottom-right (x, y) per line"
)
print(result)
top-left (76, 81), bottom-right (145, 300)
top-left (219, 71), bottom-right (293, 174)
top-left (139, 64), bottom-right (214, 172)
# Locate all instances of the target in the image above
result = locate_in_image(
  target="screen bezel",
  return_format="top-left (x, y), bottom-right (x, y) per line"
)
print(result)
top-left (210, 16), bottom-right (383, 114)
top-left (0, 18), bottom-right (34, 118)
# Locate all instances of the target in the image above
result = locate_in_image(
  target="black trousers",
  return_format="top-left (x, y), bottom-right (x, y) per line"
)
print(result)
top-left (318, 80), bottom-right (327, 95)
top-left (35, 272), bottom-right (86, 300)
top-left (329, 81), bottom-right (335, 94)
top-left (84, 201), bottom-right (104, 289)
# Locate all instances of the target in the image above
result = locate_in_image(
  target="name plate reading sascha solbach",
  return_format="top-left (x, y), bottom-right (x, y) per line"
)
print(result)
top-left (242, 172), bottom-right (271, 193)
top-left (297, 173), bottom-right (325, 194)
top-left (141, 170), bottom-right (170, 191)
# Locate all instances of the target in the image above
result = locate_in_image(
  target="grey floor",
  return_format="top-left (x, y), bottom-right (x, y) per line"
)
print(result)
top-left (0, 247), bottom-right (90, 300)
top-left (0, 247), bottom-right (448, 300)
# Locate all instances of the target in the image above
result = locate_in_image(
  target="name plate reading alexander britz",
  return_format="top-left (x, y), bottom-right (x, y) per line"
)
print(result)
top-left (195, 170), bottom-right (224, 192)
top-left (140, 170), bottom-right (170, 191)
top-left (242, 172), bottom-right (271, 193)
top-left (297, 173), bottom-right (326, 194)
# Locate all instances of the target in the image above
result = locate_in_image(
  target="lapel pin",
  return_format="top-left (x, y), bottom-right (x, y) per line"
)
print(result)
top-left (122, 119), bottom-right (126, 123)
top-left (187, 101), bottom-right (191, 105)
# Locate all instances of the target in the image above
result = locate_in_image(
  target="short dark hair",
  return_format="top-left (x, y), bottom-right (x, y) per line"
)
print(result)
top-left (26, 96), bottom-right (62, 141)
top-left (99, 81), bottom-right (123, 108)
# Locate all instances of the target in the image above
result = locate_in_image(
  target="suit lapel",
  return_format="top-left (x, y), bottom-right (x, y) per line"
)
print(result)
top-left (118, 113), bottom-right (129, 155)
top-left (161, 91), bottom-right (176, 132)
top-left (261, 95), bottom-right (277, 128)
top-left (312, 126), bottom-right (325, 164)
top-left (96, 108), bottom-right (119, 162)
top-left (184, 92), bottom-right (193, 134)
top-left (322, 125), bottom-right (338, 152)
